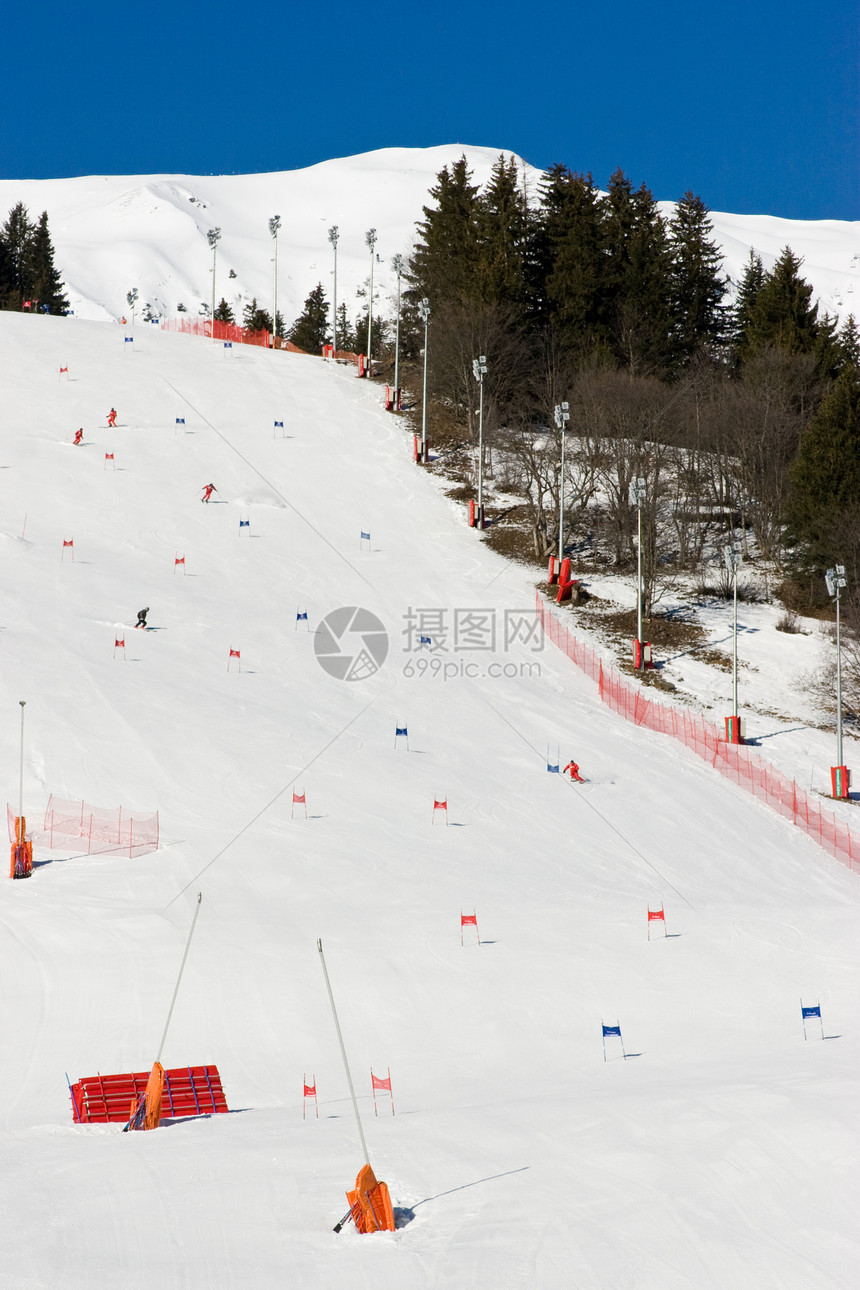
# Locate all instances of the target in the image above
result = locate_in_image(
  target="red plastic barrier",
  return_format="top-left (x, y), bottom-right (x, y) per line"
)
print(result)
top-left (161, 318), bottom-right (270, 348)
top-left (536, 592), bottom-right (860, 874)
top-left (70, 1064), bottom-right (227, 1123)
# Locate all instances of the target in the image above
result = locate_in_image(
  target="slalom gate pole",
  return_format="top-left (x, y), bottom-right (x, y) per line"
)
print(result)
top-left (156, 892), bottom-right (203, 1064)
top-left (317, 937), bottom-right (370, 1165)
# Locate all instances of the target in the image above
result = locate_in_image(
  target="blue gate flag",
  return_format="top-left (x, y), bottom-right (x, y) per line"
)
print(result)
top-left (296, 611), bottom-right (308, 622)
top-left (419, 635), bottom-right (431, 646)
top-left (175, 417), bottom-right (185, 425)
top-left (124, 336), bottom-right (133, 343)
top-left (224, 342), bottom-right (232, 349)
top-left (361, 531), bottom-right (370, 541)
top-left (395, 727), bottom-right (407, 738)
top-left (274, 420), bottom-right (283, 428)
top-left (801, 1005), bottom-right (821, 1020)
top-left (602, 1024), bottom-right (621, 1038)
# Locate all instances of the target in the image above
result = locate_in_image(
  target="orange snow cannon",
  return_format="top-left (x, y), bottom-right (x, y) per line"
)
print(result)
top-left (10, 815), bottom-right (33, 879)
top-left (345, 1163), bottom-right (395, 1233)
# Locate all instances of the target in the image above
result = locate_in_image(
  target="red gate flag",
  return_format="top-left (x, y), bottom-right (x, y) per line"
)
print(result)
top-left (114, 636), bottom-right (126, 660)
top-left (647, 903), bottom-right (666, 940)
top-left (174, 553), bottom-right (185, 573)
top-left (303, 1074), bottom-right (318, 1119)
top-left (228, 647), bottom-right (241, 672)
top-left (62, 538), bottom-right (74, 561)
top-left (59, 365), bottom-right (69, 379)
top-left (371, 1068), bottom-right (395, 1116)
top-left (104, 452), bottom-right (115, 469)
top-left (461, 910), bottom-right (480, 945)
top-left (432, 797), bottom-right (448, 825)
top-left (291, 789), bottom-right (307, 819)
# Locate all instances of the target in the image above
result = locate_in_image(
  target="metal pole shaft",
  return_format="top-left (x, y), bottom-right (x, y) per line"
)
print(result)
top-left (273, 234), bottom-right (278, 346)
top-left (211, 246), bottom-right (216, 329)
top-left (156, 892), bottom-right (203, 1065)
top-left (18, 700), bottom-right (25, 826)
top-left (366, 252), bottom-right (374, 369)
top-left (421, 321), bottom-right (429, 457)
top-left (394, 270), bottom-right (401, 396)
top-left (333, 242), bottom-right (338, 352)
top-left (836, 590), bottom-right (843, 766)
top-left (733, 572), bottom-right (739, 719)
top-left (637, 504), bottom-right (643, 648)
top-left (478, 378), bottom-right (484, 517)
top-left (317, 939), bottom-right (370, 1164)
top-left (558, 429), bottom-right (566, 564)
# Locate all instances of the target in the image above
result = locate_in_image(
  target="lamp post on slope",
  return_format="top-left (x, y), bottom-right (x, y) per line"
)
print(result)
top-left (724, 541), bottom-right (743, 743)
top-left (826, 564), bottom-right (849, 797)
top-left (629, 476), bottom-right (646, 668)
top-left (207, 227), bottom-right (221, 335)
top-left (418, 297), bottom-right (430, 461)
top-left (365, 227), bottom-right (377, 373)
top-left (554, 401), bottom-right (570, 564)
top-left (269, 215), bottom-right (281, 348)
top-left (472, 355), bottom-right (488, 529)
top-left (328, 225), bottom-right (339, 353)
top-left (391, 253), bottom-right (403, 410)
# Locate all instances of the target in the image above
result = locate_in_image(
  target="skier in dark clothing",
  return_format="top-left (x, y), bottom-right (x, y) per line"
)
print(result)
top-left (136, 607), bottom-right (149, 629)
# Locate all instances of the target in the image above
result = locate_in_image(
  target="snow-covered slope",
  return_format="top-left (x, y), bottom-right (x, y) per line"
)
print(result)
top-left (2, 144), bottom-right (859, 328)
top-left (0, 313), bottom-right (857, 1288)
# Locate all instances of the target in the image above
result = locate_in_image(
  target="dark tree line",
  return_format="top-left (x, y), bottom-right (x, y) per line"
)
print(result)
top-left (0, 203), bottom-right (68, 314)
top-left (400, 154), bottom-right (860, 612)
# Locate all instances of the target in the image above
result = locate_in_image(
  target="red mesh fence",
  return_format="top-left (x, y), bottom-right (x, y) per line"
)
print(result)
top-left (536, 592), bottom-right (860, 873)
top-left (160, 317), bottom-right (270, 348)
top-left (8, 797), bottom-right (159, 857)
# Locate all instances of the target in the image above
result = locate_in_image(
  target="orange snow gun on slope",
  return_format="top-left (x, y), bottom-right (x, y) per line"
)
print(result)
top-left (10, 815), bottom-right (33, 879)
top-left (344, 1163), bottom-right (395, 1233)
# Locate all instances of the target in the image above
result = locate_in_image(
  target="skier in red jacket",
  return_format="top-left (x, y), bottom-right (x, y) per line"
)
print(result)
top-left (73, 428), bottom-right (83, 445)
top-left (201, 483), bottom-right (217, 503)
top-left (107, 408), bottom-right (117, 427)
top-left (563, 760), bottom-right (585, 782)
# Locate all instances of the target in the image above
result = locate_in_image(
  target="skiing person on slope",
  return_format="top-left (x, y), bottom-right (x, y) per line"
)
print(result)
top-left (201, 483), bottom-right (217, 503)
top-left (107, 408), bottom-right (118, 427)
top-left (73, 428), bottom-right (83, 445)
top-left (136, 607), bottom-right (149, 630)
top-left (563, 760), bottom-right (585, 782)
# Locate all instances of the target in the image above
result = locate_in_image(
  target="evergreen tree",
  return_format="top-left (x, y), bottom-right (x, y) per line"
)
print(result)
top-left (742, 247), bottom-right (819, 356)
top-left (27, 211), bottom-right (68, 315)
top-left (334, 301), bottom-right (355, 352)
top-left (408, 156), bottom-right (481, 305)
top-left (242, 298), bottom-right (273, 332)
top-left (354, 309), bottom-right (387, 359)
top-left (288, 283), bottom-right (329, 351)
top-left (0, 202), bottom-right (36, 308)
top-left (667, 192), bottom-right (728, 367)
top-left (730, 249), bottom-right (766, 363)
top-left (603, 173), bottom-right (674, 376)
top-left (786, 364), bottom-right (860, 573)
top-left (213, 298), bottom-right (234, 323)
top-left (839, 313), bottom-right (860, 368)
top-left (474, 154), bottom-right (530, 309)
top-left (534, 165), bottom-right (608, 354)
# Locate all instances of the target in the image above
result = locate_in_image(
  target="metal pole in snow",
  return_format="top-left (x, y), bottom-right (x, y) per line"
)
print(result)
top-left (18, 701), bottom-right (25, 828)
top-left (317, 938), bottom-right (370, 1164)
top-left (156, 892), bottom-right (203, 1065)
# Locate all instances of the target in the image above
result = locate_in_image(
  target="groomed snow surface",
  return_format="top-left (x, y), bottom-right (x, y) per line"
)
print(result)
top-left (0, 313), bottom-right (857, 1289)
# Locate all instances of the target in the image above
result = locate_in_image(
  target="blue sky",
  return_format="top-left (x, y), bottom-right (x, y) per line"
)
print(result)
top-left (2, 0), bottom-right (857, 220)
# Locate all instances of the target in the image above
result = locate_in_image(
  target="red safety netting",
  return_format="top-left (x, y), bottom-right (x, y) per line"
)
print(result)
top-left (160, 317), bottom-right (270, 348)
top-left (8, 796), bottom-right (159, 857)
top-left (536, 592), bottom-right (860, 874)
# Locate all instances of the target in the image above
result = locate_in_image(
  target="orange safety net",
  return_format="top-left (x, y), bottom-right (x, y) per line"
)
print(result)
top-left (345, 1164), bottom-right (395, 1234)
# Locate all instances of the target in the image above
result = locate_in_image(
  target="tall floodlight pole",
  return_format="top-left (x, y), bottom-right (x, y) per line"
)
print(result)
top-left (269, 215), bottom-right (281, 348)
top-left (18, 700), bottom-right (25, 828)
top-left (724, 542), bottom-right (743, 723)
top-left (472, 355), bottom-right (488, 527)
top-left (629, 477), bottom-right (646, 663)
top-left (418, 298), bottom-right (430, 460)
top-left (317, 939), bottom-right (370, 1165)
top-left (554, 401), bottom-right (570, 563)
top-left (826, 565), bottom-right (848, 773)
top-left (207, 227), bottom-right (221, 333)
top-left (365, 227), bottom-right (377, 371)
top-left (328, 225), bottom-right (339, 352)
top-left (391, 253), bottom-right (403, 402)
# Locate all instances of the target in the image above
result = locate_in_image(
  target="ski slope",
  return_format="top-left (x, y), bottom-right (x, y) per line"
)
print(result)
top-left (0, 312), bottom-right (857, 1289)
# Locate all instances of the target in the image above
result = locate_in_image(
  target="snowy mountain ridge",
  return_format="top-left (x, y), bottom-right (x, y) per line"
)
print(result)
top-left (2, 143), bottom-right (859, 329)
